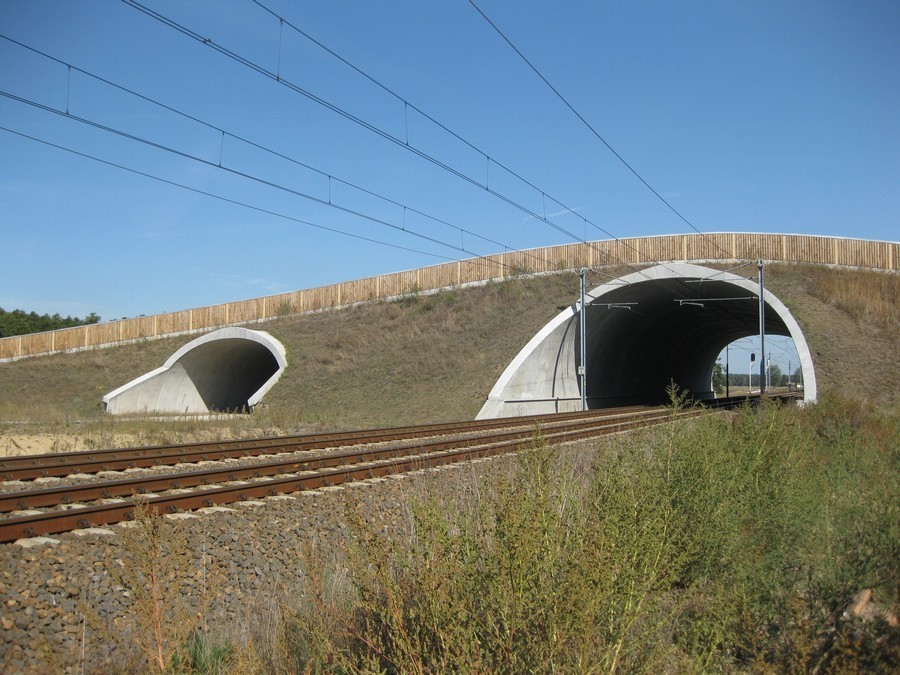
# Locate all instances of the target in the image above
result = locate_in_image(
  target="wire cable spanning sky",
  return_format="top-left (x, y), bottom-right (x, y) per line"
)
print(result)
top-left (0, 30), bottom-right (653, 284)
top-left (1, 0), bottom-right (897, 323)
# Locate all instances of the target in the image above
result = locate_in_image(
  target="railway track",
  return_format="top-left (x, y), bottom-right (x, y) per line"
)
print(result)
top-left (0, 405), bottom-right (653, 481)
top-left (0, 395), bottom-right (792, 543)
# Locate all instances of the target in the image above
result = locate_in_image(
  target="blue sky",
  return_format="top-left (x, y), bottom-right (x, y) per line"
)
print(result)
top-left (1, 0), bottom-right (898, 334)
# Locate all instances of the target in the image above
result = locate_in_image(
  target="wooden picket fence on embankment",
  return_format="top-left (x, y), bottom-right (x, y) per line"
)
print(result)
top-left (2, 232), bottom-right (897, 362)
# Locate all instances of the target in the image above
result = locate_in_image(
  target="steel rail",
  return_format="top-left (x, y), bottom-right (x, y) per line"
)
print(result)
top-left (0, 405), bottom-right (654, 480)
top-left (0, 409), bottom-right (675, 513)
top-left (0, 408), bottom-right (704, 542)
top-left (0, 394), bottom-right (799, 542)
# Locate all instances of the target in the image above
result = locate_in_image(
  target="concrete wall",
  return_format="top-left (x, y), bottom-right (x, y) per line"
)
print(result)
top-left (102, 328), bottom-right (287, 415)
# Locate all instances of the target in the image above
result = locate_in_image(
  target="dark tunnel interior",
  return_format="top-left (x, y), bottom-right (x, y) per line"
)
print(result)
top-left (579, 276), bottom-right (791, 407)
top-left (179, 338), bottom-right (280, 412)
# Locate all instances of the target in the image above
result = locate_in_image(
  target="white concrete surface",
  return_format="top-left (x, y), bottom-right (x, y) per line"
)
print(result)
top-left (103, 327), bottom-right (287, 415)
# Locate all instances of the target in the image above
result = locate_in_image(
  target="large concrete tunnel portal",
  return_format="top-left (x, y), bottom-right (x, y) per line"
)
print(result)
top-left (478, 264), bottom-right (817, 418)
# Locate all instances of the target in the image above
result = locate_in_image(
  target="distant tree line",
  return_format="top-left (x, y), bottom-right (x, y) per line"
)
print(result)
top-left (0, 308), bottom-right (101, 338)
top-left (713, 361), bottom-right (803, 393)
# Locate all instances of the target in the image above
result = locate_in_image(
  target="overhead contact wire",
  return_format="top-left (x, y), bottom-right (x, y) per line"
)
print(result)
top-left (249, 0), bottom-right (664, 276)
top-left (121, 0), bottom-right (661, 277)
top-left (467, 0), bottom-right (731, 261)
top-left (0, 126), bottom-right (453, 261)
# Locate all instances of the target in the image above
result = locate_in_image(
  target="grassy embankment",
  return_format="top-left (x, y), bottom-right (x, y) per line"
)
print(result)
top-left (0, 273), bottom-right (581, 450)
top-left (0, 263), bottom-right (897, 450)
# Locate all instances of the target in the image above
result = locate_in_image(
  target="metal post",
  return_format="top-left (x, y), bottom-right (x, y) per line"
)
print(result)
top-left (758, 258), bottom-right (766, 395)
top-left (579, 268), bottom-right (587, 411)
top-left (748, 352), bottom-right (756, 394)
top-left (726, 345), bottom-right (730, 398)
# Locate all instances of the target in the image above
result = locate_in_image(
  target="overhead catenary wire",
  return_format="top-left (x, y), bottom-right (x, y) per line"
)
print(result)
top-left (245, 0), bottom-right (737, 292)
top-left (2, 123), bottom-right (634, 312)
top-left (0, 32), bottom-right (649, 299)
top-left (249, 0), bottom-right (659, 266)
top-left (0, 88), bottom-right (453, 254)
top-left (0, 126), bottom-right (455, 262)
top-left (149, 0), bottom-right (772, 320)
top-left (2, 98), bottom-right (571, 290)
top-left (119, 0), bottom-right (672, 281)
top-left (0, 86), bottom-right (604, 295)
top-left (0, 34), bottom-right (511, 259)
top-left (7, 5), bottom-right (755, 318)
top-left (467, 0), bottom-right (732, 262)
top-left (0, 42), bottom-right (630, 298)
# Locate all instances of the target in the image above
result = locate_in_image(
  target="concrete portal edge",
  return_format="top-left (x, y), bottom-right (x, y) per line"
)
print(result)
top-left (102, 327), bottom-right (287, 415)
top-left (477, 264), bottom-right (817, 419)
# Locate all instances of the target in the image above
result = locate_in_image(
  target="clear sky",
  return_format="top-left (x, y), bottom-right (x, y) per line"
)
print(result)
top-left (2, 0), bottom-right (898, 335)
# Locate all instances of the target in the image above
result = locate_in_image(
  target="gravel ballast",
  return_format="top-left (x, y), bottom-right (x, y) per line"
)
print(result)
top-left (0, 461), bottom-right (483, 673)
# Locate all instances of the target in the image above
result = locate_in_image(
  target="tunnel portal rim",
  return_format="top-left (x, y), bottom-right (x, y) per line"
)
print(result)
top-left (477, 263), bottom-right (817, 418)
top-left (102, 327), bottom-right (287, 414)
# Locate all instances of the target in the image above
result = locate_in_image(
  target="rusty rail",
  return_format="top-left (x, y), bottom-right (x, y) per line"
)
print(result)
top-left (0, 407), bottom-right (701, 542)
top-left (0, 395), bottom-right (797, 543)
top-left (0, 406), bottom-right (652, 481)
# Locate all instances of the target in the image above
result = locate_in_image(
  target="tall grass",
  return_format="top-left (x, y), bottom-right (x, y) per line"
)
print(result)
top-left (807, 267), bottom-right (899, 339)
top-left (276, 397), bottom-right (898, 672)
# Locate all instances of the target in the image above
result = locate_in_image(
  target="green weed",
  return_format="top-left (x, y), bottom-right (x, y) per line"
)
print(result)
top-left (279, 401), bottom-right (898, 672)
top-left (87, 500), bottom-right (232, 673)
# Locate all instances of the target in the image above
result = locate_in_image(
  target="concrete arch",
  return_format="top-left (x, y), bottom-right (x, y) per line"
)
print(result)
top-left (477, 264), bottom-right (816, 419)
top-left (103, 328), bottom-right (287, 415)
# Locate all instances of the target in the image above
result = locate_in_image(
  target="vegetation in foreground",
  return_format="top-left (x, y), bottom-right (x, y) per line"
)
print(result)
top-left (100, 394), bottom-right (898, 673)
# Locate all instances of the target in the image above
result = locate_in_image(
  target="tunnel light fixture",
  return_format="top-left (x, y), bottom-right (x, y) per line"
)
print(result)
top-left (675, 296), bottom-right (755, 304)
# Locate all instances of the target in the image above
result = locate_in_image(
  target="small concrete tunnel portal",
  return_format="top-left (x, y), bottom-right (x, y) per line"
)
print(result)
top-left (103, 328), bottom-right (287, 415)
top-left (477, 264), bottom-right (817, 419)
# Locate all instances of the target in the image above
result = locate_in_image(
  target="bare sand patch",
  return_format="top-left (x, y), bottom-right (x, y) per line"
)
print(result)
top-left (1, 434), bottom-right (101, 456)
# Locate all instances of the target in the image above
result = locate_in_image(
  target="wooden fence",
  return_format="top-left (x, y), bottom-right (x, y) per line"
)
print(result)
top-left (2, 233), bottom-right (896, 361)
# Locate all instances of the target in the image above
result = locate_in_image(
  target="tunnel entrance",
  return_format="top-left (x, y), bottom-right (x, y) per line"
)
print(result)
top-left (103, 327), bottom-right (287, 415)
top-left (477, 263), bottom-right (816, 419)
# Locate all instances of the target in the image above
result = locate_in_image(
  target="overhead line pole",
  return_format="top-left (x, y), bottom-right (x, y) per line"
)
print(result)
top-left (726, 345), bottom-right (730, 398)
top-left (579, 268), bottom-right (587, 411)
top-left (758, 258), bottom-right (766, 395)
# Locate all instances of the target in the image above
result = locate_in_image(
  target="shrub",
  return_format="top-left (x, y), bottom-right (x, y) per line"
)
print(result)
top-left (284, 400), bottom-right (898, 672)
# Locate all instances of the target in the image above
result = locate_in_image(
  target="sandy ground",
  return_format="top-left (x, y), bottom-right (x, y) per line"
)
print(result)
top-left (0, 434), bottom-right (119, 456)
top-left (0, 426), bottom-right (300, 457)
